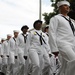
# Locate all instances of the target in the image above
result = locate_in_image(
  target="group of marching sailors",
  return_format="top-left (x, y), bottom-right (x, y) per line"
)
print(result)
top-left (0, 20), bottom-right (61, 75)
top-left (0, 0), bottom-right (75, 75)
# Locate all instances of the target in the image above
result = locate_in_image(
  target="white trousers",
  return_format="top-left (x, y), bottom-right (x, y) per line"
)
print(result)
top-left (65, 59), bottom-right (75, 75)
top-left (24, 56), bottom-right (29, 75)
top-left (29, 50), bottom-right (42, 75)
top-left (17, 51), bottom-right (25, 75)
top-left (42, 48), bottom-right (50, 75)
top-left (1, 55), bottom-right (8, 75)
top-left (58, 45), bottom-right (75, 75)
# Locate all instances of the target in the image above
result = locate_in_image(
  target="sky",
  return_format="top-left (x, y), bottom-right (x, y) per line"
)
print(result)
top-left (0, 0), bottom-right (54, 39)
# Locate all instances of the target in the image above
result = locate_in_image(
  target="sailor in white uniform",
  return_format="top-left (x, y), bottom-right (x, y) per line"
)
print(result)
top-left (1, 34), bottom-right (12, 75)
top-left (0, 39), bottom-right (5, 72)
top-left (27, 20), bottom-right (51, 75)
top-left (44, 25), bottom-right (60, 75)
top-left (8, 30), bottom-right (19, 75)
top-left (49, 1), bottom-right (75, 75)
top-left (17, 25), bottom-right (29, 75)
top-left (0, 42), bottom-right (2, 66)
top-left (44, 25), bottom-right (49, 37)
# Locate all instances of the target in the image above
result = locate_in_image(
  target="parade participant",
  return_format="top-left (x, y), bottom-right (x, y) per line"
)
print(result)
top-left (0, 38), bottom-right (5, 58)
top-left (17, 25), bottom-right (29, 75)
top-left (2, 34), bottom-right (12, 57)
top-left (44, 25), bottom-right (61, 75)
top-left (0, 38), bottom-right (6, 66)
top-left (8, 30), bottom-right (19, 75)
top-left (0, 39), bottom-right (5, 73)
top-left (49, 1), bottom-right (75, 75)
top-left (44, 25), bottom-right (49, 36)
top-left (1, 34), bottom-right (12, 75)
top-left (0, 41), bottom-right (2, 66)
top-left (27, 20), bottom-right (51, 75)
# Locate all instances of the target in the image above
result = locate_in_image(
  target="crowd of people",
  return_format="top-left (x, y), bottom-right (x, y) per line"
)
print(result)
top-left (0, 20), bottom-right (61, 75)
top-left (0, 1), bottom-right (75, 75)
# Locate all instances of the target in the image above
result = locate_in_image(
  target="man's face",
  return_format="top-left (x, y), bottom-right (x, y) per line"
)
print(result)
top-left (14, 32), bottom-right (19, 37)
top-left (45, 28), bottom-right (49, 33)
top-left (59, 4), bottom-right (70, 13)
top-left (35, 23), bottom-right (42, 30)
top-left (7, 36), bottom-right (11, 40)
top-left (22, 28), bottom-right (28, 34)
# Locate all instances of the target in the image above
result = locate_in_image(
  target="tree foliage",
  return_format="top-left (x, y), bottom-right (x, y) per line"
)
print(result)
top-left (43, 0), bottom-right (75, 25)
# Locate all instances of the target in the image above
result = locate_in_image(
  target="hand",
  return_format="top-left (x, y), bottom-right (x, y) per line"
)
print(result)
top-left (53, 73), bottom-right (56, 75)
top-left (52, 52), bottom-right (59, 57)
top-left (15, 56), bottom-right (17, 59)
top-left (24, 56), bottom-right (27, 60)
top-left (49, 54), bottom-right (52, 57)
top-left (0, 55), bottom-right (3, 58)
top-left (6, 55), bottom-right (9, 57)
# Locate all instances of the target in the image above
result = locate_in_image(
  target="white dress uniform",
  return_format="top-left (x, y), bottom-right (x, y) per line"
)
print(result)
top-left (17, 33), bottom-right (29, 75)
top-left (49, 54), bottom-right (56, 75)
top-left (8, 37), bottom-right (19, 75)
top-left (55, 56), bottom-right (61, 75)
top-left (17, 33), bottom-right (29, 58)
top-left (1, 40), bottom-right (9, 74)
top-left (0, 43), bottom-right (3, 57)
top-left (42, 31), bottom-right (52, 75)
top-left (27, 29), bottom-right (50, 75)
top-left (44, 32), bottom-right (59, 75)
top-left (0, 43), bottom-right (3, 71)
top-left (49, 14), bottom-right (75, 75)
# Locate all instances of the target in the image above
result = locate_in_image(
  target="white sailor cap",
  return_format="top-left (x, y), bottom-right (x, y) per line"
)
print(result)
top-left (7, 34), bottom-right (12, 36)
top-left (13, 30), bottom-right (19, 33)
top-left (57, 1), bottom-right (70, 8)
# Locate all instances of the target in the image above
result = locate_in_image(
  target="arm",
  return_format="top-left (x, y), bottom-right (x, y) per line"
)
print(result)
top-left (23, 32), bottom-right (32, 60)
top-left (0, 45), bottom-right (3, 57)
top-left (43, 34), bottom-right (51, 54)
top-left (49, 17), bottom-right (59, 56)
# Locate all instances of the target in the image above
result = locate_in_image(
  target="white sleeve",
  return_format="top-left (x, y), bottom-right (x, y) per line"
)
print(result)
top-left (49, 16), bottom-right (59, 52)
top-left (8, 39), bottom-right (12, 53)
top-left (4, 42), bottom-right (9, 55)
top-left (24, 32), bottom-right (32, 56)
top-left (16, 36), bottom-right (22, 54)
top-left (0, 45), bottom-right (3, 55)
top-left (43, 34), bottom-right (51, 54)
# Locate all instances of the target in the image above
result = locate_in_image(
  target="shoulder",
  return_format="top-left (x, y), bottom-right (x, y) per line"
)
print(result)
top-left (71, 18), bottom-right (75, 22)
top-left (50, 14), bottom-right (64, 24)
top-left (3, 41), bottom-right (7, 44)
top-left (18, 34), bottom-right (22, 37)
top-left (29, 29), bottom-right (36, 35)
top-left (9, 38), bottom-right (13, 42)
top-left (42, 32), bottom-right (48, 38)
top-left (51, 14), bottom-right (62, 20)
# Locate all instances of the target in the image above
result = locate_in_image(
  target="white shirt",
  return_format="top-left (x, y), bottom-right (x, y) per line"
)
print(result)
top-left (2, 40), bottom-right (9, 55)
top-left (8, 37), bottom-right (18, 56)
top-left (0, 43), bottom-right (3, 55)
top-left (27, 29), bottom-right (51, 54)
top-left (17, 33), bottom-right (29, 56)
top-left (49, 14), bottom-right (75, 52)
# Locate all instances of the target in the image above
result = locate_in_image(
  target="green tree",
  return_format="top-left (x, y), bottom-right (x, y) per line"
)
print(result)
top-left (43, 0), bottom-right (75, 25)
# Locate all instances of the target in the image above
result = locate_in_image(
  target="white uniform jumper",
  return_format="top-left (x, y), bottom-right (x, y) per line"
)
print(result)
top-left (49, 14), bottom-right (75, 75)
top-left (17, 33), bottom-right (29, 75)
top-left (27, 29), bottom-right (50, 75)
top-left (8, 37), bottom-right (19, 75)
top-left (0, 43), bottom-right (3, 71)
top-left (1, 40), bottom-right (9, 74)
